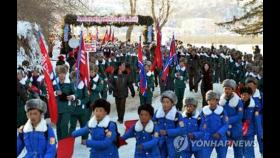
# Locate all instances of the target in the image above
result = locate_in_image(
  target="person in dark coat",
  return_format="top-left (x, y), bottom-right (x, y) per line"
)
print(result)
top-left (187, 48), bottom-right (200, 93)
top-left (201, 63), bottom-right (213, 107)
top-left (109, 62), bottom-right (135, 123)
top-left (66, 52), bottom-right (76, 72)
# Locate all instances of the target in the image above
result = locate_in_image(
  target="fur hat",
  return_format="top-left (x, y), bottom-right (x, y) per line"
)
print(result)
top-left (144, 61), bottom-right (152, 66)
top-left (184, 97), bottom-right (198, 107)
top-left (138, 104), bottom-right (154, 117)
top-left (56, 65), bottom-right (68, 74)
top-left (245, 77), bottom-right (258, 85)
top-left (25, 98), bottom-right (47, 114)
top-left (222, 79), bottom-right (237, 89)
top-left (206, 90), bottom-right (219, 101)
top-left (91, 99), bottom-right (111, 114)
top-left (161, 90), bottom-right (178, 105)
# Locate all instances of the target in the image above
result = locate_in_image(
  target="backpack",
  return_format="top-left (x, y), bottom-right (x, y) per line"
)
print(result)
top-left (105, 121), bottom-right (122, 148)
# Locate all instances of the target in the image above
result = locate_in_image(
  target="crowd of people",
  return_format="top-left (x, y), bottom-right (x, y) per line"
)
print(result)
top-left (17, 38), bottom-right (263, 158)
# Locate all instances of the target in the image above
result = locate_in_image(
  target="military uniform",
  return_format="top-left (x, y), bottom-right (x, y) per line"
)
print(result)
top-left (70, 80), bottom-right (90, 140)
top-left (96, 59), bottom-right (108, 99)
top-left (53, 77), bottom-right (76, 140)
top-left (138, 71), bottom-right (155, 106)
top-left (174, 65), bottom-right (187, 111)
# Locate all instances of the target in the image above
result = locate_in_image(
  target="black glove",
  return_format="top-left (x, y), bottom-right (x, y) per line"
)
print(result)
top-left (131, 93), bottom-right (135, 98)
top-left (59, 93), bottom-right (68, 101)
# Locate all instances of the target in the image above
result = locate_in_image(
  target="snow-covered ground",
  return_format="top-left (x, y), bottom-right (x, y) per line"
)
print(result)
top-left (18, 82), bottom-right (262, 158)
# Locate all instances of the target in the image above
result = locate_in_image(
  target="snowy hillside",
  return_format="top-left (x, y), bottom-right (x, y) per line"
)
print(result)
top-left (17, 21), bottom-right (48, 67)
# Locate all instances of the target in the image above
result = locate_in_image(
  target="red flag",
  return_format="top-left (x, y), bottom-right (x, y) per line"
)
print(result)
top-left (108, 26), bottom-right (112, 41)
top-left (124, 120), bottom-right (138, 132)
top-left (102, 30), bottom-right (108, 44)
top-left (111, 30), bottom-right (115, 42)
top-left (242, 120), bottom-right (250, 136)
top-left (78, 35), bottom-right (90, 87)
top-left (151, 24), bottom-right (163, 71)
top-left (57, 137), bottom-right (75, 158)
top-left (38, 32), bottom-right (58, 124)
top-left (161, 35), bottom-right (176, 81)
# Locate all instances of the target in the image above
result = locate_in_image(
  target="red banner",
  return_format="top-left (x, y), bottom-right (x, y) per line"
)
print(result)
top-left (38, 32), bottom-right (58, 124)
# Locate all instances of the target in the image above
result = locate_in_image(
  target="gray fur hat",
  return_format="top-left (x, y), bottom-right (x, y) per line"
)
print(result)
top-left (184, 97), bottom-right (198, 107)
top-left (144, 60), bottom-right (152, 66)
top-left (25, 98), bottom-right (47, 114)
top-left (206, 90), bottom-right (219, 101)
top-left (160, 90), bottom-right (178, 105)
top-left (245, 77), bottom-right (258, 85)
top-left (222, 79), bottom-right (237, 89)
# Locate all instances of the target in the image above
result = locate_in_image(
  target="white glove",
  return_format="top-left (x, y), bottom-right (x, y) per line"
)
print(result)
top-left (77, 99), bottom-right (81, 106)
top-left (180, 76), bottom-right (183, 80)
top-left (92, 84), bottom-right (97, 90)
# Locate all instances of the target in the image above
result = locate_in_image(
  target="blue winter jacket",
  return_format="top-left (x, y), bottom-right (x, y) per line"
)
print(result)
top-left (72, 115), bottom-right (119, 158)
top-left (242, 97), bottom-right (263, 138)
top-left (152, 106), bottom-right (184, 158)
top-left (122, 120), bottom-right (161, 158)
top-left (200, 105), bottom-right (229, 141)
top-left (181, 111), bottom-right (204, 152)
top-left (17, 119), bottom-right (56, 158)
top-left (219, 92), bottom-right (243, 139)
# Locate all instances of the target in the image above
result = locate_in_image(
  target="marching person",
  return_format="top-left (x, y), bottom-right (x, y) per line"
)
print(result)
top-left (245, 77), bottom-right (263, 155)
top-left (200, 62), bottom-right (213, 107)
top-left (153, 90), bottom-right (184, 158)
top-left (219, 79), bottom-right (243, 158)
top-left (138, 61), bottom-right (155, 106)
top-left (181, 98), bottom-right (204, 158)
top-left (89, 64), bottom-right (102, 106)
top-left (17, 99), bottom-right (56, 158)
top-left (121, 104), bottom-right (161, 158)
top-left (109, 62), bottom-right (135, 124)
top-left (201, 90), bottom-right (229, 158)
top-left (72, 99), bottom-right (119, 158)
top-left (174, 57), bottom-right (188, 111)
top-left (54, 65), bottom-right (76, 141)
top-left (187, 48), bottom-right (200, 93)
top-left (69, 71), bottom-right (90, 145)
top-left (239, 87), bottom-right (263, 158)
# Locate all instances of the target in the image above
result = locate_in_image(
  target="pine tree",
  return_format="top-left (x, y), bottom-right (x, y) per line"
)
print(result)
top-left (216, 0), bottom-right (263, 36)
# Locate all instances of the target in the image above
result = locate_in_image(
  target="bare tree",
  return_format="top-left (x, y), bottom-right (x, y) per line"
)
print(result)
top-left (126, 0), bottom-right (137, 41)
top-left (17, 0), bottom-right (96, 38)
top-left (151, 0), bottom-right (173, 32)
top-left (216, 0), bottom-right (263, 36)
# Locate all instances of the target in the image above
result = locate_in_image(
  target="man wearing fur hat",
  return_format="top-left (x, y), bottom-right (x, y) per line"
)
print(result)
top-left (54, 65), bottom-right (76, 140)
top-left (17, 99), bottom-right (56, 157)
top-left (153, 90), bottom-right (184, 158)
top-left (201, 90), bottom-right (229, 158)
top-left (181, 97), bottom-right (204, 158)
top-left (219, 79), bottom-right (244, 158)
